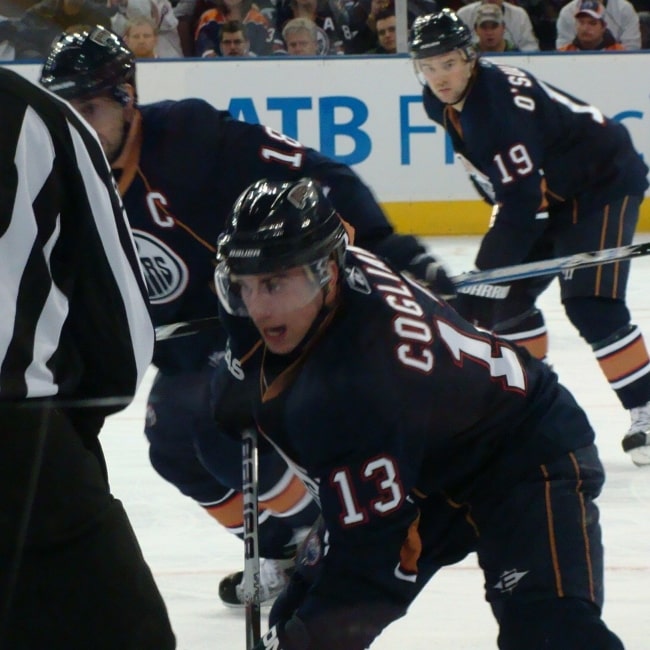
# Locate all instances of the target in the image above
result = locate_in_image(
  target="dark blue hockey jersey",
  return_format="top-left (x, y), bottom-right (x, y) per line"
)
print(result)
top-left (422, 59), bottom-right (649, 270)
top-left (114, 98), bottom-right (415, 373)
top-left (225, 246), bottom-right (595, 645)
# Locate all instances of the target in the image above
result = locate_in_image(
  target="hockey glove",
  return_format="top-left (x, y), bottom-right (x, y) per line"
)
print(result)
top-left (450, 291), bottom-right (498, 330)
top-left (270, 516), bottom-right (326, 628)
top-left (253, 617), bottom-right (311, 650)
top-left (407, 253), bottom-right (457, 299)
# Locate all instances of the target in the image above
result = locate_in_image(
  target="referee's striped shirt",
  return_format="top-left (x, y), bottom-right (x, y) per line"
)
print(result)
top-left (0, 67), bottom-right (153, 408)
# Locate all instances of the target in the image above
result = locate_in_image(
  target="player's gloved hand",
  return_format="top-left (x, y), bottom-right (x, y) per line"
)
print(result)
top-left (270, 516), bottom-right (326, 628)
top-left (256, 607), bottom-right (388, 650)
top-left (449, 290), bottom-right (497, 330)
top-left (407, 253), bottom-right (457, 299)
top-left (252, 617), bottom-right (311, 650)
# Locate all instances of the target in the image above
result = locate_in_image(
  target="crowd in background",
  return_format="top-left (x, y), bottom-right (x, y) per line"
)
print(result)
top-left (1, 0), bottom-right (649, 61)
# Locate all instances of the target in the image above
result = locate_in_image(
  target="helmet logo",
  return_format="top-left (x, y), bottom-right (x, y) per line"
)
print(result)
top-left (229, 247), bottom-right (262, 258)
top-left (286, 182), bottom-right (312, 209)
top-left (345, 265), bottom-right (371, 294)
top-left (90, 26), bottom-right (116, 47)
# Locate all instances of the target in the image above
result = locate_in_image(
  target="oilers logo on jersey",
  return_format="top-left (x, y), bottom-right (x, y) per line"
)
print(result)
top-left (132, 229), bottom-right (189, 304)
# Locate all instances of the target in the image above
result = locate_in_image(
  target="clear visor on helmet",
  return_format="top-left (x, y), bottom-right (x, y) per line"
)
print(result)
top-left (413, 58), bottom-right (429, 87)
top-left (214, 257), bottom-right (334, 318)
top-left (412, 47), bottom-right (475, 87)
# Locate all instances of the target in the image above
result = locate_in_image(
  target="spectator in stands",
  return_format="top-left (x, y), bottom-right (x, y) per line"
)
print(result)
top-left (175, 0), bottom-right (275, 56)
top-left (217, 18), bottom-right (253, 55)
top-left (173, 0), bottom-right (197, 55)
top-left (347, 0), bottom-right (389, 52)
top-left (110, 0), bottom-right (182, 57)
top-left (557, 0), bottom-right (625, 49)
top-left (516, 0), bottom-right (560, 50)
top-left (346, 0), bottom-right (437, 54)
top-left (194, 0), bottom-right (272, 56)
top-left (366, 7), bottom-right (397, 52)
top-left (0, 16), bottom-right (16, 59)
top-left (123, 14), bottom-right (158, 56)
top-left (275, 0), bottom-right (345, 54)
top-left (556, 0), bottom-right (640, 48)
top-left (638, 10), bottom-right (650, 46)
top-left (474, 2), bottom-right (519, 50)
top-left (12, 0), bottom-right (112, 59)
top-left (457, 0), bottom-right (540, 50)
top-left (281, 15), bottom-right (321, 54)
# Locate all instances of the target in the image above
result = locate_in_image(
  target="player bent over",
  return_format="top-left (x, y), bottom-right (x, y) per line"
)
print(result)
top-left (410, 10), bottom-right (650, 465)
top-left (39, 25), bottom-right (458, 607)
top-left (210, 177), bottom-right (624, 649)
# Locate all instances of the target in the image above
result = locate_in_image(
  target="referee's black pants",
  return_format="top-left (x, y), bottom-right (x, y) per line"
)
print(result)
top-left (0, 404), bottom-right (176, 650)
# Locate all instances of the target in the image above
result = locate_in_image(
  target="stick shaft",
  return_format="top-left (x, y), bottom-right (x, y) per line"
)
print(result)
top-left (154, 316), bottom-right (220, 341)
top-left (242, 428), bottom-right (261, 649)
top-left (452, 241), bottom-right (650, 289)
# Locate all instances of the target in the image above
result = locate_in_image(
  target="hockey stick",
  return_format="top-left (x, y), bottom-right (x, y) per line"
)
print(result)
top-left (154, 316), bottom-right (220, 341)
top-left (155, 242), bottom-right (650, 335)
top-left (242, 428), bottom-right (261, 649)
top-left (452, 241), bottom-right (650, 294)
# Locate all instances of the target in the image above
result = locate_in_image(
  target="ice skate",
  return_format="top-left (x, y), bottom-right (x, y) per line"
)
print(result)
top-left (622, 401), bottom-right (650, 466)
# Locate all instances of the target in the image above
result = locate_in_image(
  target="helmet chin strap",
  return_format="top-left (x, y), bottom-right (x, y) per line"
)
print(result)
top-left (284, 277), bottom-right (338, 360)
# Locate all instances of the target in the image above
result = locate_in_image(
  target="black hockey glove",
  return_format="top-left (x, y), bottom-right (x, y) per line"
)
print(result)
top-left (252, 617), bottom-right (311, 650)
top-left (450, 290), bottom-right (498, 330)
top-left (407, 253), bottom-right (457, 299)
top-left (269, 516), bottom-right (326, 628)
top-left (255, 606), bottom-right (392, 650)
top-left (370, 234), bottom-right (456, 299)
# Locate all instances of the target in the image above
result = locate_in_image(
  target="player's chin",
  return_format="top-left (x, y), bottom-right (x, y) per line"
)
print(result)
top-left (262, 326), bottom-right (295, 354)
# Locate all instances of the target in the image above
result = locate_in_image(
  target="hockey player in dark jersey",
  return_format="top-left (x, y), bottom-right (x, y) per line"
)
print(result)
top-left (212, 177), bottom-right (624, 650)
top-left (410, 9), bottom-right (650, 466)
top-left (38, 25), bottom-right (456, 606)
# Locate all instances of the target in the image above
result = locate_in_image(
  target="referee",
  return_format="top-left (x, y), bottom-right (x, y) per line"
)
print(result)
top-left (0, 68), bottom-right (175, 649)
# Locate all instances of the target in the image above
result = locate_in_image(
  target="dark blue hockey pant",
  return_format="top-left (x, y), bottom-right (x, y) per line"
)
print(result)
top-left (415, 445), bottom-right (623, 649)
top-left (490, 195), bottom-right (650, 407)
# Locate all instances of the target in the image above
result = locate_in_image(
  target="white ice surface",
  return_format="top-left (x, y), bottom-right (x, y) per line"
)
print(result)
top-left (101, 235), bottom-right (650, 649)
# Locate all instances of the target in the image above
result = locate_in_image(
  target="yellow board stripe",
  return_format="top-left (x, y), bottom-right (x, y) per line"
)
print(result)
top-left (384, 198), bottom-right (650, 236)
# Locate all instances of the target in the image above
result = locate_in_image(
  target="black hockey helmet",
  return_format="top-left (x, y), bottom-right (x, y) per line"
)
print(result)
top-left (40, 25), bottom-right (135, 105)
top-left (215, 178), bottom-right (347, 315)
top-left (409, 9), bottom-right (473, 59)
top-left (217, 178), bottom-right (347, 275)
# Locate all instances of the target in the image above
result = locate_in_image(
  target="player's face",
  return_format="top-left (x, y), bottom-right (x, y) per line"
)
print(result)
top-left (70, 90), bottom-right (133, 163)
top-left (575, 15), bottom-right (606, 49)
top-left (415, 50), bottom-right (474, 108)
top-left (236, 264), bottom-right (336, 354)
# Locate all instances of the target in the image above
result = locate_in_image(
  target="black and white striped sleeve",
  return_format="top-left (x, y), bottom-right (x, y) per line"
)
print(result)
top-left (0, 68), bottom-right (153, 407)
